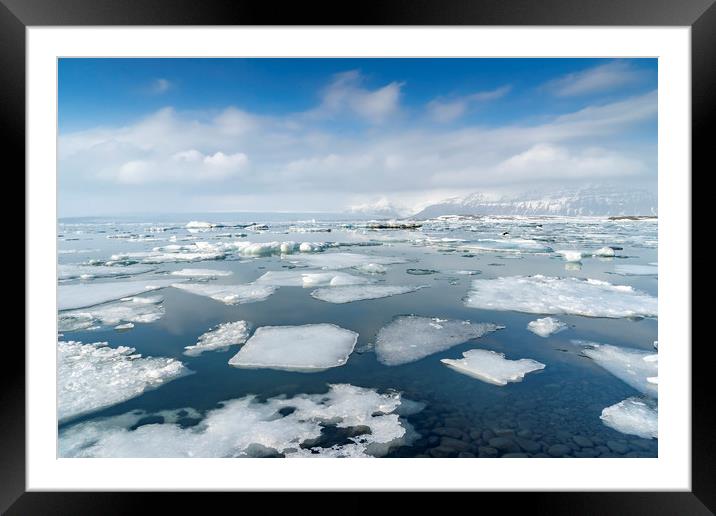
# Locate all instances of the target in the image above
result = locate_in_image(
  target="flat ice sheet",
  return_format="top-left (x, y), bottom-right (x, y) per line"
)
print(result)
top-left (59, 295), bottom-right (164, 332)
top-left (254, 270), bottom-right (369, 287)
top-left (58, 341), bottom-right (189, 422)
top-left (184, 321), bottom-right (250, 356)
top-left (310, 285), bottom-right (423, 304)
top-left (59, 384), bottom-right (417, 458)
top-left (172, 283), bottom-right (276, 305)
top-left (286, 252), bottom-right (407, 270)
top-left (59, 279), bottom-right (177, 310)
top-left (600, 397), bottom-right (658, 439)
top-left (464, 275), bottom-right (657, 318)
top-left (59, 264), bottom-right (155, 280)
top-left (441, 349), bottom-right (545, 386)
top-left (170, 268), bottom-right (233, 277)
top-left (375, 316), bottom-right (503, 366)
top-left (581, 342), bottom-right (658, 398)
top-left (526, 317), bottom-right (567, 338)
top-left (228, 324), bottom-right (358, 372)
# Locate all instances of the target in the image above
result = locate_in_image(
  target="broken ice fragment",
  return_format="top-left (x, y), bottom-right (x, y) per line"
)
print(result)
top-left (310, 285), bottom-right (425, 304)
top-left (184, 321), bottom-right (250, 356)
top-left (579, 341), bottom-right (658, 398)
top-left (171, 283), bottom-right (276, 305)
top-left (526, 317), bottom-right (567, 338)
top-left (600, 397), bottom-right (658, 439)
top-left (441, 349), bottom-right (545, 386)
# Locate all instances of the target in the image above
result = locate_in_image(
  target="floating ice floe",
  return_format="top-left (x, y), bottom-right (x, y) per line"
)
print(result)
top-left (110, 249), bottom-right (225, 264)
top-left (600, 397), bottom-right (658, 439)
top-left (287, 252), bottom-right (407, 270)
top-left (464, 275), bottom-right (658, 318)
top-left (59, 384), bottom-right (418, 458)
top-left (185, 221), bottom-right (215, 229)
top-left (441, 349), bottom-right (545, 386)
top-left (557, 250), bottom-right (583, 262)
top-left (58, 341), bottom-right (189, 422)
top-left (184, 321), bottom-right (250, 356)
top-left (170, 268), bottom-right (233, 278)
top-left (613, 264), bottom-right (658, 276)
top-left (594, 246), bottom-right (616, 257)
top-left (58, 264), bottom-right (155, 280)
top-left (59, 295), bottom-right (165, 332)
top-left (375, 316), bottom-right (503, 366)
top-left (310, 285), bottom-right (425, 304)
top-left (526, 317), bottom-right (567, 338)
top-left (254, 270), bottom-right (370, 287)
top-left (58, 279), bottom-right (177, 310)
top-left (461, 239), bottom-right (553, 254)
top-left (579, 341), bottom-right (658, 398)
top-left (171, 283), bottom-right (276, 305)
top-left (356, 263), bottom-right (388, 274)
top-left (228, 324), bottom-right (358, 372)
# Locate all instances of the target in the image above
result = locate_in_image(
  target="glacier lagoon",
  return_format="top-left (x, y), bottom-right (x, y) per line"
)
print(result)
top-left (57, 213), bottom-right (658, 458)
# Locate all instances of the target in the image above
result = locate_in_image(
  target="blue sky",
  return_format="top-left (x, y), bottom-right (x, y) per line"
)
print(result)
top-left (58, 58), bottom-right (657, 216)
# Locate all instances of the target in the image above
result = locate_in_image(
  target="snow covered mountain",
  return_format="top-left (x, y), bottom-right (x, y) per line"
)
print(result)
top-left (412, 186), bottom-right (657, 218)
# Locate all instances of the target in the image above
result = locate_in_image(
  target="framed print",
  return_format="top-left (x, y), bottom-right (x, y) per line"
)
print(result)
top-left (4, 0), bottom-right (711, 512)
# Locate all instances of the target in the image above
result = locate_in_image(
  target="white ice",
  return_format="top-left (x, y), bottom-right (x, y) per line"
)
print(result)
top-left (600, 397), bottom-right (658, 439)
top-left (462, 239), bottom-right (553, 254)
top-left (59, 296), bottom-right (164, 332)
top-left (59, 264), bottom-right (155, 280)
top-left (594, 246), bottom-right (616, 257)
top-left (613, 264), bottom-right (658, 276)
top-left (184, 321), bottom-right (250, 356)
top-left (441, 349), bottom-right (545, 386)
top-left (59, 384), bottom-right (417, 458)
top-left (59, 279), bottom-right (177, 310)
top-left (557, 250), bottom-right (582, 262)
top-left (58, 341), bottom-right (189, 422)
top-left (287, 252), bottom-right (407, 270)
top-left (356, 263), bottom-right (388, 274)
top-left (375, 315), bottom-right (503, 366)
top-left (171, 283), bottom-right (276, 305)
top-left (526, 317), bottom-right (567, 338)
top-left (228, 324), bottom-right (358, 372)
top-left (310, 285), bottom-right (424, 304)
top-left (170, 268), bottom-right (233, 278)
top-left (254, 270), bottom-right (370, 287)
top-left (464, 275), bottom-right (657, 318)
top-left (580, 341), bottom-right (658, 398)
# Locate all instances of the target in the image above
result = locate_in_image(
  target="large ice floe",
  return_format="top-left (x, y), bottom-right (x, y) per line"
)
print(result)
top-left (171, 283), bottom-right (276, 305)
top-left (254, 270), bottom-right (370, 287)
top-left (579, 341), bottom-right (658, 398)
top-left (184, 321), bottom-right (250, 356)
top-left (286, 252), bottom-right (407, 270)
top-left (58, 341), bottom-right (189, 422)
top-left (59, 295), bottom-right (165, 332)
top-left (228, 324), bottom-right (358, 372)
top-left (375, 316), bottom-right (503, 366)
top-left (441, 349), bottom-right (546, 385)
top-left (170, 268), bottom-right (233, 278)
top-left (59, 384), bottom-right (418, 457)
top-left (600, 397), bottom-right (658, 439)
top-left (461, 239), bottom-right (553, 254)
top-left (526, 317), bottom-right (567, 338)
top-left (464, 275), bottom-right (658, 318)
top-left (58, 264), bottom-right (155, 280)
top-left (58, 279), bottom-right (177, 311)
top-left (310, 285), bottom-right (424, 304)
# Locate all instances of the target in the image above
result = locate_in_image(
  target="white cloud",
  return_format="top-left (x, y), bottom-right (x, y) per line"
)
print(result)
top-left (151, 78), bottom-right (172, 94)
top-left (427, 85), bottom-right (510, 123)
top-left (546, 61), bottom-right (645, 97)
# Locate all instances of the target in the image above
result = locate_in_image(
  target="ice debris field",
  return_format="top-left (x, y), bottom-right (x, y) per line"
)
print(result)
top-left (57, 214), bottom-right (658, 458)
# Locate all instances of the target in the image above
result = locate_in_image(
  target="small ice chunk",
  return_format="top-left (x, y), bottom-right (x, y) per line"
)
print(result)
top-left (310, 285), bottom-right (424, 304)
top-left (356, 263), bottom-right (387, 274)
top-left (287, 252), bottom-right (407, 270)
top-left (580, 341), bottom-right (658, 398)
top-left (185, 221), bottom-right (214, 229)
top-left (59, 279), bottom-right (176, 310)
top-left (58, 341), bottom-right (189, 422)
top-left (464, 275), bottom-right (657, 318)
top-left (375, 315), bottom-right (503, 366)
top-left (184, 321), bottom-right (250, 356)
top-left (526, 317), bottom-right (567, 338)
top-left (441, 349), bottom-right (545, 386)
top-left (170, 268), bottom-right (233, 277)
top-left (59, 298), bottom-right (164, 332)
top-left (172, 283), bottom-right (276, 305)
top-left (228, 324), bottom-right (358, 372)
top-left (114, 323), bottom-right (135, 330)
top-left (613, 264), bottom-right (658, 276)
top-left (600, 397), bottom-right (658, 439)
top-left (557, 250), bottom-right (583, 262)
top-left (594, 246), bottom-right (616, 257)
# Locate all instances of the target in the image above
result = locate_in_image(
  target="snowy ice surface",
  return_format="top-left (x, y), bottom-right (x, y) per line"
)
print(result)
top-left (464, 275), bottom-right (657, 318)
top-left (58, 341), bottom-right (189, 422)
top-left (254, 270), bottom-right (370, 288)
top-left (594, 246), bottom-right (616, 257)
top-left (286, 252), bottom-right (407, 270)
top-left (59, 264), bottom-right (155, 280)
top-left (185, 221), bottom-right (215, 229)
top-left (170, 268), bottom-right (233, 277)
top-left (375, 316), bottom-right (503, 366)
top-left (356, 263), bottom-right (388, 274)
top-left (171, 283), bottom-right (276, 305)
top-left (462, 239), bottom-right (553, 254)
top-left (600, 397), bottom-right (658, 439)
top-left (527, 317), bottom-right (567, 338)
top-left (59, 384), bottom-right (417, 458)
top-left (613, 264), bottom-right (658, 276)
top-left (228, 324), bottom-right (358, 372)
top-left (580, 342), bottom-right (658, 398)
top-left (59, 296), bottom-right (164, 332)
top-left (310, 285), bottom-right (424, 304)
top-left (58, 279), bottom-right (177, 310)
top-left (184, 321), bottom-right (250, 356)
top-left (557, 250), bottom-right (583, 262)
top-left (441, 349), bottom-right (545, 386)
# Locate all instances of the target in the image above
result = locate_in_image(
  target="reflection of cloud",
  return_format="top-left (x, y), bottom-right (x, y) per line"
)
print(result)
top-left (545, 61), bottom-right (646, 97)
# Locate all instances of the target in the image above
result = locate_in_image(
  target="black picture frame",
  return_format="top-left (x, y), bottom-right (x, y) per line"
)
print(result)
top-left (4, 0), bottom-right (709, 512)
